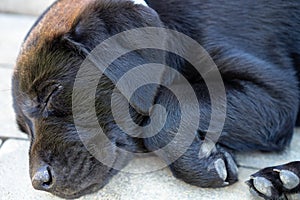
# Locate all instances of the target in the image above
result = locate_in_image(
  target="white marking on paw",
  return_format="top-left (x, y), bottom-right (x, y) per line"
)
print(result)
top-left (214, 159), bottom-right (227, 181)
top-left (198, 139), bottom-right (216, 158)
top-left (132, 0), bottom-right (149, 7)
top-left (253, 177), bottom-right (273, 197)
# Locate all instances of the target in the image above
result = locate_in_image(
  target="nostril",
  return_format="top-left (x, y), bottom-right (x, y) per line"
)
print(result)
top-left (42, 166), bottom-right (53, 187)
top-left (32, 165), bottom-right (55, 191)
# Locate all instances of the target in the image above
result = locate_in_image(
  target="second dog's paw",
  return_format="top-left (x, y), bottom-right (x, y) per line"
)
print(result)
top-left (246, 162), bottom-right (300, 200)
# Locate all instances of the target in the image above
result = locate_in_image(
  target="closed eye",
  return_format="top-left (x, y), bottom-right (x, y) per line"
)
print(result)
top-left (42, 84), bottom-right (62, 110)
top-left (41, 84), bottom-right (63, 118)
top-left (23, 82), bottom-right (64, 118)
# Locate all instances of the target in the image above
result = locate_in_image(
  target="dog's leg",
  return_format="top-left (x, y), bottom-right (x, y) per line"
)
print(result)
top-left (246, 162), bottom-right (300, 199)
top-left (142, 84), bottom-right (240, 187)
top-left (143, 51), bottom-right (299, 188)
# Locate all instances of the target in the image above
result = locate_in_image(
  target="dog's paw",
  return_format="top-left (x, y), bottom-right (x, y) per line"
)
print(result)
top-left (170, 144), bottom-right (239, 188)
top-left (204, 150), bottom-right (239, 187)
top-left (246, 161), bottom-right (300, 200)
top-left (208, 152), bottom-right (238, 187)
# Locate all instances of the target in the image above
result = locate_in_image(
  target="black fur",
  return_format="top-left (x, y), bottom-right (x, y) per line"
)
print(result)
top-left (247, 162), bottom-right (300, 199)
top-left (12, 0), bottom-right (300, 199)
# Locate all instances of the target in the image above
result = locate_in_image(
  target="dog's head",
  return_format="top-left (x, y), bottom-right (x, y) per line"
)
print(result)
top-left (12, 0), bottom-right (164, 198)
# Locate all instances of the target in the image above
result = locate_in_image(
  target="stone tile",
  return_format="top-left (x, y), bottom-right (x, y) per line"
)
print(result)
top-left (0, 139), bottom-right (257, 200)
top-left (0, 13), bottom-right (37, 65)
top-left (0, 0), bottom-right (54, 16)
top-left (93, 159), bottom-right (257, 200)
top-left (236, 129), bottom-right (300, 169)
top-left (0, 67), bottom-right (27, 138)
top-left (0, 67), bottom-right (12, 91)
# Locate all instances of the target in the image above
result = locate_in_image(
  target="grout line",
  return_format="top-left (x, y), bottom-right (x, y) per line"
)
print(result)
top-left (0, 11), bottom-right (40, 18)
top-left (0, 136), bottom-right (29, 149)
top-left (0, 136), bottom-right (29, 142)
top-left (238, 164), bottom-right (260, 170)
top-left (0, 138), bottom-right (7, 149)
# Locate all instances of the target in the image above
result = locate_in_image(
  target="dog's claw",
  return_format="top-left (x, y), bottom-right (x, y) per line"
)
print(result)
top-left (222, 181), bottom-right (229, 186)
top-left (253, 177), bottom-right (273, 197)
top-left (249, 187), bottom-right (264, 199)
top-left (275, 170), bottom-right (300, 190)
top-left (214, 158), bottom-right (227, 181)
top-left (224, 152), bottom-right (238, 175)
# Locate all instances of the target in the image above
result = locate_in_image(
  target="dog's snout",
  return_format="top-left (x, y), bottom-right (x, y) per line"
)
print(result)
top-left (31, 165), bottom-right (54, 191)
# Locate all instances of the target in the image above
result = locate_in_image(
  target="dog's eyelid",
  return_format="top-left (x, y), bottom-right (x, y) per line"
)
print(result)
top-left (42, 84), bottom-right (62, 106)
top-left (39, 84), bottom-right (64, 119)
top-left (30, 79), bottom-right (55, 93)
top-left (37, 80), bottom-right (60, 93)
top-left (41, 84), bottom-right (62, 103)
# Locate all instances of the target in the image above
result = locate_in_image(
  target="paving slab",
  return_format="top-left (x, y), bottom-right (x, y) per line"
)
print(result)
top-left (0, 0), bottom-right (54, 16)
top-left (97, 161), bottom-right (256, 200)
top-left (0, 67), bottom-right (27, 139)
top-left (0, 13), bottom-right (37, 65)
top-left (0, 139), bottom-right (258, 200)
top-left (236, 130), bottom-right (300, 169)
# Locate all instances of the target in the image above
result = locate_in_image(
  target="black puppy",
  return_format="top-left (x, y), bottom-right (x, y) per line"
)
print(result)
top-left (12, 0), bottom-right (300, 199)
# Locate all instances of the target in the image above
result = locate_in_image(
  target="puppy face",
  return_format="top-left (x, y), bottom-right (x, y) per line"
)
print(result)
top-left (12, 0), bottom-right (163, 198)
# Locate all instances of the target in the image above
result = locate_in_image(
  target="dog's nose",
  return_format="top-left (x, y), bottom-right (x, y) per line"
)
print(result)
top-left (31, 165), bottom-right (54, 191)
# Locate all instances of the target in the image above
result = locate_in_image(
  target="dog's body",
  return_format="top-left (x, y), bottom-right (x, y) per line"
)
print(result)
top-left (12, 0), bottom-right (300, 199)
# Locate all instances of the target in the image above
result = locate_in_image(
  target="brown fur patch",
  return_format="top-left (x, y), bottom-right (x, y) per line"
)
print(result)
top-left (16, 0), bottom-right (95, 73)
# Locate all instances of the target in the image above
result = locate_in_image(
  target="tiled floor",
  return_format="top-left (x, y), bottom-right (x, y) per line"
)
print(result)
top-left (0, 13), bottom-right (299, 200)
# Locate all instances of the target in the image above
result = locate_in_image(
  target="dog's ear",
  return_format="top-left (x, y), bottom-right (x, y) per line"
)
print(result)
top-left (64, 1), bottom-right (167, 115)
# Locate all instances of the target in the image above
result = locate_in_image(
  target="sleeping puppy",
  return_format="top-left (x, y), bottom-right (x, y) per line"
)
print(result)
top-left (12, 0), bottom-right (300, 199)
